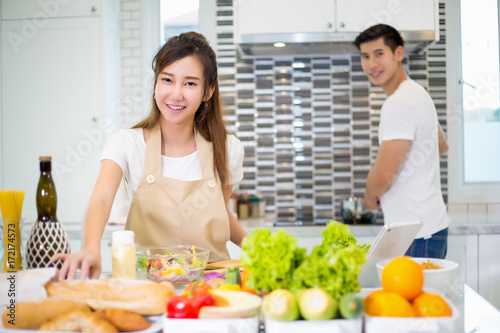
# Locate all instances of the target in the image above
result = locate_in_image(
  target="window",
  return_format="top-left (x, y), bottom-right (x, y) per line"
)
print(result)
top-left (161, 0), bottom-right (199, 43)
top-left (447, 0), bottom-right (500, 203)
top-left (461, 0), bottom-right (500, 183)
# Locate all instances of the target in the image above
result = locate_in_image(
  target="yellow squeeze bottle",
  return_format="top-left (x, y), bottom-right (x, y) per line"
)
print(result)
top-left (111, 230), bottom-right (137, 279)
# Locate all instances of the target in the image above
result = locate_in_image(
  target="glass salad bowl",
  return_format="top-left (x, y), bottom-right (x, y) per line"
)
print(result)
top-left (136, 245), bottom-right (210, 286)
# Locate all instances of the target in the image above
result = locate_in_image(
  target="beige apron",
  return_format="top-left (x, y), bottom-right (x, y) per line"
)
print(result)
top-left (125, 126), bottom-right (230, 262)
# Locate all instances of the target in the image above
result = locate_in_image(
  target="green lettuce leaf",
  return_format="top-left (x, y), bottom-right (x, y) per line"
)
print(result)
top-left (240, 228), bottom-right (306, 293)
top-left (136, 257), bottom-right (150, 270)
top-left (290, 221), bottom-right (369, 299)
top-left (240, 221), bottom-right (370, 299)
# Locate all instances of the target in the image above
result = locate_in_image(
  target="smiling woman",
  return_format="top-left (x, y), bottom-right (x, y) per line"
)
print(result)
top-left (52, 31), bottom-right (247, 281)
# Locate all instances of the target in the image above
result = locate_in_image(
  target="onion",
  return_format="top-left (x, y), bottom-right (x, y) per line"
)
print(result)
top-left (203, 272), bottom-right (224, 282)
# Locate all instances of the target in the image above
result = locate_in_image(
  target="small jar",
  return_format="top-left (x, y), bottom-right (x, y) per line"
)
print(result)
top-left (111, 230), bottom-right (136, 279)
top-left (250, 196), bottom-right (260, 217)
top-left (238, 192), bottom-right (249, 219)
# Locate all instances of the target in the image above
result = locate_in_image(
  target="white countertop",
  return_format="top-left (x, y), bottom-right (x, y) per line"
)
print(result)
top-left (464, 284), bottom-right (500, 332)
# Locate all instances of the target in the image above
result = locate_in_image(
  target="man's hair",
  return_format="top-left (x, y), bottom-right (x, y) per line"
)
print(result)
top-left (354, 24), bottom-right (404, 52)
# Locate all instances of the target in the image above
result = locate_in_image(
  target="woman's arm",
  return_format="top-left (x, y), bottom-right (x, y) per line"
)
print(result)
top-left (222, 184), bottom-right (247, 247)
top-left (52, 159), bottom-right (123, 280)
top-left (82, 160), bottom-right (123, 253)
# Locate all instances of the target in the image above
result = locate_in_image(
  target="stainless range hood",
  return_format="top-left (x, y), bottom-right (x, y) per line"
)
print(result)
top-left (237, 30), bottom-right (439, 57)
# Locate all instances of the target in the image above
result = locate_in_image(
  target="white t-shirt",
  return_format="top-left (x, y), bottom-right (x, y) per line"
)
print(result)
top-left (379, 80), bottom-right (450, 239)
top-left (101, 128), bottom-right (244, 223)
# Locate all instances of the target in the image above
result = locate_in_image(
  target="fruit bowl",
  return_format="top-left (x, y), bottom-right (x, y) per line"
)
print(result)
top-left (376, 257), bottom-right (459, 293)
top-left (136, 245), bottom-right (210, 286)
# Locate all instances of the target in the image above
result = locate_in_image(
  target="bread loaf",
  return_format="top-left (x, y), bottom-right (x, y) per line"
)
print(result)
top-left (44, 278), bottom-right (175, 315)
top-left (1, 298), bottom-right (90, 329)
top-left (95, 308), bottom-right (151, 332)
top-left (38, 310), bottom-right (118, 332)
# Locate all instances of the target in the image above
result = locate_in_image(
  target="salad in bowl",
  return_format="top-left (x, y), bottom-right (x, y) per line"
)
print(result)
top-left (136, 245), bottom-right (210, 286)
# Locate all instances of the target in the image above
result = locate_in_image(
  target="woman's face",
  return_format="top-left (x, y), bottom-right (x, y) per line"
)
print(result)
top-left (154, 55), bottom-right (210, 126)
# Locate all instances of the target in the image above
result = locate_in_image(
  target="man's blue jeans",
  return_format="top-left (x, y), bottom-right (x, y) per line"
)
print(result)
top-left (405, 228), bottom-right (448, 259)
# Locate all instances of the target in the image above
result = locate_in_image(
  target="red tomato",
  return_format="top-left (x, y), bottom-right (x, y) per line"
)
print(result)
top-left (166, 295), bottom-right (198, 318)
top-left (149, 258), bottom-right (163, 270)
top-left (166, 289), bottom-right (216, 319)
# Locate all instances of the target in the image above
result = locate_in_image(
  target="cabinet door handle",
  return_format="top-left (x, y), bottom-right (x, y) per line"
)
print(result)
top-left (91, 6), bottom-right (97, 13)
top-left (326, 22), bottom-right (332, 29)
top-left (339, 22), bottom-right (345, 28)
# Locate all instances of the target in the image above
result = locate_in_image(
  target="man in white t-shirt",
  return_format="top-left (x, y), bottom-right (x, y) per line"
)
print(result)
top-left (354, 24), bottom-right (450, 259)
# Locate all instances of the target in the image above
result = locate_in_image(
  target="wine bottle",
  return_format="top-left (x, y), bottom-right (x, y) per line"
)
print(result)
top-left (25, 156), bottom-right (71, 269)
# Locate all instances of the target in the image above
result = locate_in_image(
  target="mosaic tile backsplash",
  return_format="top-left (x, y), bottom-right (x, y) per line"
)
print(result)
top-left (216, 1), bottom-right (448, 225)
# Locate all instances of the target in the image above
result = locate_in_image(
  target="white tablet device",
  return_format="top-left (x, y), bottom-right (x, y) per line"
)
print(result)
top-left (358, 221), bottom-right (423, 288)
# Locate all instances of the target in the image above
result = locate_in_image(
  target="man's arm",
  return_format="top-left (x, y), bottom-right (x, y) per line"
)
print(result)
top-left (363, 139), bottom-right (412, 210)
top-left (438, 123), bottom-right (448, 157)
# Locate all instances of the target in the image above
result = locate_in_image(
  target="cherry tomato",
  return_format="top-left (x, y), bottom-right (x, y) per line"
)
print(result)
top-left (182, 281), bottom-right (212, 296)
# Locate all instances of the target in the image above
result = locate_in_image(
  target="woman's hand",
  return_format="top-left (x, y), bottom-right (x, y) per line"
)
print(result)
top-left (51, 251), bottom-right (101, 281)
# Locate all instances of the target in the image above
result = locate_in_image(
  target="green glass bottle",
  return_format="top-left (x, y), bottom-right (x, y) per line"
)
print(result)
top-left (25, 156), bottom-right (71, 269)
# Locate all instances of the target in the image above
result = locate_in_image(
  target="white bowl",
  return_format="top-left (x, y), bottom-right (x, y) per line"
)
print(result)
top-left (376, 257), bottom-right (459, 293)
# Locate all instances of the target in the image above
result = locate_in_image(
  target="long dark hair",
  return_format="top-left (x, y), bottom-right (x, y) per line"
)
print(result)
top-left (133, 32), bottom-right (229, 186)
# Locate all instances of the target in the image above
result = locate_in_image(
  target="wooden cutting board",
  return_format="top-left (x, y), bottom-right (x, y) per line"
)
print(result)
top-left (204, 259), bottom-right (240, 270)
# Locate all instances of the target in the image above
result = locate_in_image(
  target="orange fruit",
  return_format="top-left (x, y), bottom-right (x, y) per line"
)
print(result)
top-left (365, 291), bottom-right (414, 317)
top-left (364, 289), bottom-right (386, 309)
top-left (412, 292), bottom-right (452, 317)
top-left (382, 256), bottom-right (424, 300)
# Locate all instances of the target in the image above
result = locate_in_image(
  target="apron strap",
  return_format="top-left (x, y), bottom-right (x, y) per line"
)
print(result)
top-left (143, 125), bottom-right (217, 181)
top-left (143, 126), bottom-right (162, 176)
top-left (195, 131), bottom-right (216, 180)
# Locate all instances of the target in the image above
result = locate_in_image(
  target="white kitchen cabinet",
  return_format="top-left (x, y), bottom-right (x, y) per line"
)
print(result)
top-left (236, 0), bottom-right (335, 36)
top-left (1, 0), bottom-right (119, 222)
top-left (236, 0), bottom-right (437, 37)
top-left (478, 234), bottom-right (500, 309)
top-left (1, 0), bottom-right (100, 20)
top-left (447, 234), bottom-right (479, 291)
top-left (336, 0), bottom-right (437, 33)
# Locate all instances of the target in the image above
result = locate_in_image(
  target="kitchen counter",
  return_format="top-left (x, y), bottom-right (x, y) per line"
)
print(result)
top-left (14, 219), bottom-right (500, 332)
top-left (21, 215), bottom-right (500, 240)
top-left (18, 216), bottom-right (500, 312)
top-left (236, 216), bottom-right (500, 237)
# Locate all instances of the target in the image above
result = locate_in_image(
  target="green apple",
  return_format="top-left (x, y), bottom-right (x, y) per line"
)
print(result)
top-left (298, 288), bottom-right (338, 320)
top-left (261, 289), bottom-right (300, 321)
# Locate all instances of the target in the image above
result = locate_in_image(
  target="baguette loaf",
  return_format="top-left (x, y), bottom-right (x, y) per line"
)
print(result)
top-left (44, 278), bottom-right (175, 315)
top-left (1, 298), bottom-right (90, 329)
